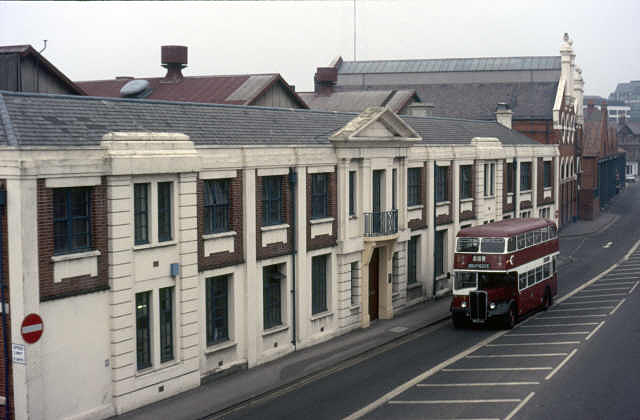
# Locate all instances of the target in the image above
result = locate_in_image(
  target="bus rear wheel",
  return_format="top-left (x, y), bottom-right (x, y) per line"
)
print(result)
top-left (503, 305), bottom-right (516, 329)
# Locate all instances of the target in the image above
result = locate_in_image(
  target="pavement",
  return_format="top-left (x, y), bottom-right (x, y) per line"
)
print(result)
top-left (114, 204), bottom-right (620, 420)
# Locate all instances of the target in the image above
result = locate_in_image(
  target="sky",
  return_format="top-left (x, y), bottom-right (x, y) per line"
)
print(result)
top-left (1, 0), bottom-right (639, 98)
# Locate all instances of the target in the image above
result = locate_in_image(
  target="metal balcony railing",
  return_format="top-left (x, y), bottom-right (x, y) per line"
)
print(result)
top-left (364, 210), bottom-right (398, 237)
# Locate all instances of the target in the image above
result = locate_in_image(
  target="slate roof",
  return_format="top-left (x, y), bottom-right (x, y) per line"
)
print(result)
top-left (620, 121), bottom-right (640, 136)
top-left (0, 91), bottom-right (543, 148)
top-left (297, 89), bottom-right (418, 113)
top-left (338, 56), bottom-right (561, 74)
top-left (76, 73), bottom-right (308, 108)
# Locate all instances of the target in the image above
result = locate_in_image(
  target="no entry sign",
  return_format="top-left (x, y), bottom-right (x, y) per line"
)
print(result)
top-left (21, 313), bottom-right (44, 344)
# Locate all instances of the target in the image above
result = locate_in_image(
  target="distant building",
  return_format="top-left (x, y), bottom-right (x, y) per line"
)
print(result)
top-left (584, 95), bottom-right (630, 122)
top-left (76, 45), bottom-right (308, 109)
top-left (618, 119), bottom-right (640, 182)
top-left (0, 44), bottom-right (86, 95)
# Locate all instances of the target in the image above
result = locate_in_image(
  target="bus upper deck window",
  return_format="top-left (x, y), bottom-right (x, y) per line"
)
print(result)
top-left (534, 229), bottom-right (542, 244)
top-left (541, 226), bottom-right (549, 241)
top-left (481, 238), bottom-right (505, 253)
top-left (457, 237), bottom-right (479, 252)
top-left (507, 236), bottom-right (516, 252)
top-left (517, 234), bottom-right (526, 249)
top-left (526, 231), bottom-right (534, 247)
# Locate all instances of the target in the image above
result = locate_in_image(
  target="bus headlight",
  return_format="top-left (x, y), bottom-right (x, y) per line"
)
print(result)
top-left (489, 302), bottom-right (496, 310)
top-left (461, 301), bottom-right (467, 308)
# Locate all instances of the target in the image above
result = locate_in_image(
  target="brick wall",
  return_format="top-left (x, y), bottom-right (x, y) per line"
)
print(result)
top-left (256, 174), bottom-right (293, 260)
top-left (197, 175), bottom-right (244, 271)
top-left (306, 171), bottom-right (337, 251)
top-left (37, 179), bottom-right (109, 301)
top-left (0, 181), bottom-right (13, 420)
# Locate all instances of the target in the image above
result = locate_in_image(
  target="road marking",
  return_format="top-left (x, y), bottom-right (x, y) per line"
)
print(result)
top-left (558, 300), bottom-right (620, 305)
top-left (539, 315), bottom-right (607, 319)
top-left (600, 276), bottom-right (640, 281)
top-left (504, 392), bottom-right (536, 420)
top-left (585, 321), bottom-right (606, 341)
top-left (342, 329), bottom-right (508, 420)
top-left (520, 322), bottom-right (598, 327)
top-left (610, 267), bottom-right (639, 271)
top-left (609, 298), bottom-right (626, 315)
top-left (442, 367), bottom-right (552, 372)
top-left (508, 332), bottom-right (589, 336)
top-left (417, 382), bottom-right (539, 387)
top-left (486, 341), bottom-right (580, 347)
top-left (388, 399), bottom-right (522, 405)
top-left (581, 288), bottom-right (629, 292)
top-left (550, 307), bottom-right (613, 312)
top-left (589, 282), bottom-right (636, 286)
top-left (466, 353), bottom-right (567, 358)
top-left (545, 349), bottom-right (578, 380)
top-left (573, 293), bottom-right (627, 298)
top-left (603, 241), bottom-right (613, 248)
top-left (629, 282), bottom-right (639, 294)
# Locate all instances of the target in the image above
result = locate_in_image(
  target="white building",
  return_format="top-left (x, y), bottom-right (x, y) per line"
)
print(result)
top-left (0, 91), bottom-right (559, 419)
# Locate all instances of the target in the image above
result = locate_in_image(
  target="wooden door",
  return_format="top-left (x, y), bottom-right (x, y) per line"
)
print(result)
top-left (369, 248), bottom-right (379, 321)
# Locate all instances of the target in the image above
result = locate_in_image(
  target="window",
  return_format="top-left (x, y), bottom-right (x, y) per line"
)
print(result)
top-left (263, 176), bottom-right (282, 226)
top-left (536, 266), bottom-right (543, 283)
top-left (507, 236), bottom-right (516, 252)
top-left (527, 270), bottom-right (535, 287)
top-left (206, 275), bottom-right (229, 346)
top-left (53, 187), bottom-right (91, 254)
top-left (520, 162), bottom-right (531, 190)
top-left (204, 179), bottom-right (230, 234)
top-left (407, 168), bottom-right (421, 206)
top-left (134, 183), bottom-right (149, 245)
top-left (312, 255), bottom-right (328, 315)
top-left (518, 272), bottom-right (526, 290)
top-left (457, 237), bottom-right (479, 252)
top-left (526, 231), bottom-right (534, 247)
top-left (544, 262), bottom-right (551, 278)
top-left (392, 168), bottom-right (397, 210)
top-left (263, 265), bottom-right (283, 329)
top-left (349, 171), bottom-right (356, 216)
top-left (549, 224), bottom-right (558, 239)
top-left (392, 253), bottom-right (399, 293)
top-left (517, 234), bottom-right (526, 250)
top-left (506, 163), bottom-right (515, 193)
top-left (544, 161), bottom-right (552, 188)
top-left (481, 238), bottom-right (505, 253)
top-left (435, 166), bottom-right (448, 202)
top-left (136, 291), bottom-right (152, 370)
top-left (484, 163), bottom-right (495, 197)
top-left (350, 262), bottom-right (359, 305)
top-left (455, 272), bottom-right (477, 289)
top-left (159, 287), bottom-right (174, 363)
top-left (541, 226), bottom-right (549, 241)
top-left (435, 230), bottom-right (446, 277)
top-left (408, 236), bottom-right (418, 285)
top-left (158, 182), bottom-right (173, 242)
top-left (460, 165), bottom-right (472, 199)
top-left (534, 229), bottom-right (542, 244)
top-left (311, 173), bottom-right (328, 219)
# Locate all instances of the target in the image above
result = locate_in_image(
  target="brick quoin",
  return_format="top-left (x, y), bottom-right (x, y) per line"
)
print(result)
top-left (197, 174), bottom-right (245, 272)
top-left (37, 179), bottom-right (109, 301)
top-left (306, 171), bottom-right (337, 251)
top-left (256, 174), bottom-right (293, 260)
top-left (0, 180), bottom-right (13, 420)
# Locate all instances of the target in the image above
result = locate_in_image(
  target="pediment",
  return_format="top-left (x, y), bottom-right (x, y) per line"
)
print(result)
top-left (330, 106), bottom-right (421, 143)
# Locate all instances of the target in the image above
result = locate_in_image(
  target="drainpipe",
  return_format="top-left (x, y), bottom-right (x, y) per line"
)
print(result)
top-left (432, 164), bottom-right (437, 298)
top-left (0, 189), bottom-right (9, 420)
top-left (288, 168), bottom-right (297, 349)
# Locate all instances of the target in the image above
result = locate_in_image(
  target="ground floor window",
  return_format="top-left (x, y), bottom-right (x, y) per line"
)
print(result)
top-left (392, 252), bottom-right (400, 293)
top-left (206, 275), bottom-right (229, 345)
top-left (435, 230), bottom-right (446, 277)
top-left (136, 291), bottom-right (152, 370)
top-left (350, 262), bottom-right (359, 306)
top-left (407, 237), bottom-right (418, 285)
top-left (159, 287), bottom-right (174, 363)
top-left (263, 264), bottom-right (283, 330)
top-left (312, 255), bottom-right (328, 314)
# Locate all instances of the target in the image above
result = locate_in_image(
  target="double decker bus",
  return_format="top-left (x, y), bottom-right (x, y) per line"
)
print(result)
top-left (450, 218), bottom-right (559, 329)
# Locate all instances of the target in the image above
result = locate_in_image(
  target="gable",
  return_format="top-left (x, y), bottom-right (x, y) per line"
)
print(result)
top-left (330, 106), bottom-right (421, 143)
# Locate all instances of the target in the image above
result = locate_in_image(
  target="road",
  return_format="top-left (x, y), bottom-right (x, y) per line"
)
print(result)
top-left (220, 183), bottom-right (640, 420)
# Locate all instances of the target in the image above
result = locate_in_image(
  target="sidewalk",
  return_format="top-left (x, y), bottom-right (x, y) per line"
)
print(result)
top-left (558, 212), bottom-right (618, 239)
top-left (113, 297), bottom-right (452, 420)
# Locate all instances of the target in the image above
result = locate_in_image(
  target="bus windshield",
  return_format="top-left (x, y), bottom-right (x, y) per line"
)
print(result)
top-left (481, 238), bottom-right (505, 253)
top-left (477, 272), bottom-right (516, 290)
top-left (457, 238), bottom-right (479, 252)
top-left (454, 272), bottom-right (476, 289)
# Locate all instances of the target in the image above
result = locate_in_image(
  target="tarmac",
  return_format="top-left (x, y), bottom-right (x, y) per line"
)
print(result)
top-left (114, 204), bottom-right (620, 420)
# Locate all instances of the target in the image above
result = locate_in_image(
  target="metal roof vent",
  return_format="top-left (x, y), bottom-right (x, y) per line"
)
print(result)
top-left (120, 79), bottom-right (152, 98)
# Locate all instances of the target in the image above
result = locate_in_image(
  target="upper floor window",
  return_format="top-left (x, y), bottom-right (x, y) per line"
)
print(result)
top-left (53, 187), bottom-right (91, 254)
top-left (483, 163), bottom-right (495, 197)
top-left (407, 168), bottom-right (421, 206)
top-left (520, 162), bottom-right (531, 191)
top-left (506, 163), bottom-right (515, 193)
top-left (134, 183), bottom-right (149, 245)
top-left (392, 168), bottom-right (397, 210)
top-left (349, 171), bottom-right (356, 216)
top-left (263, 176), bottom-right (282, 226)
top-left (543, 161), bottom-right (552, 188)
top-left (460, 165), bottom-right (472, 199)
top-left (158, 182), bottom-right (173, 242)
top-left (204, 179), bottom-right (230, 234)
top-left (311, 173), bottom-right (329, 219)
top-left (435, 166), bottom-right (448, 203)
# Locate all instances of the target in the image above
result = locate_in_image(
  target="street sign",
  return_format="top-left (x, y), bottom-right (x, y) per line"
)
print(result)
top-left (12, 343), bottom-right (25, 365)
top-left (21, 313), bottom-right (43, 344)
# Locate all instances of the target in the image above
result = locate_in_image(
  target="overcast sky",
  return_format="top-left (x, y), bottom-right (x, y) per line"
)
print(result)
top-left (1, 1), bottom-right (639, 97)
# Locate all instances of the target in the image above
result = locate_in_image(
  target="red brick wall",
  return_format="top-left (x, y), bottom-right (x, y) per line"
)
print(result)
top-left (37, 179), bottom-right (109, 301)
top-left (256, 174), bottom-right (293, 260)
top-left (306, 171), bottom-right (337, 251)
top-left (0, 181), bottom-right (13, 420)
top-left (197, 175), bottom-right (244, 271)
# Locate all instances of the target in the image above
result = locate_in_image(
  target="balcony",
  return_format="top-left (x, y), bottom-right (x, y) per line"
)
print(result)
top-left (364, 210), bottom-right (398, 238)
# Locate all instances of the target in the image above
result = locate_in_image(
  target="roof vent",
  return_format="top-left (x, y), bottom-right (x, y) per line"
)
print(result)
top-left (120, 79), bottom-right (152, 98)
top-left (161, 45), bottom-right (188, 83)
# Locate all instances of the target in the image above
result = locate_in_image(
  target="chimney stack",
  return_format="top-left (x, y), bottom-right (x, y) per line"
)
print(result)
top-left (314, 67), bottom-right (337, 95)
top-left (161, 45), bottom-right (188, 83)
top-left (407, 102), bottom-right (435, 117)
top-left (495, 102), bottom-right (513, 129)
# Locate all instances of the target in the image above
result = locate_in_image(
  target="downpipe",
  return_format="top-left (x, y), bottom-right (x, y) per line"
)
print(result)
top-left (289, 168), bottom-right (297, 349)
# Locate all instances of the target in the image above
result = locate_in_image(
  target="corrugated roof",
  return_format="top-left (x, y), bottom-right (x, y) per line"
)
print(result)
top-left (0, 91), bottom-right (542, 148)
top-left (338, 56), bottom-right (561, 74)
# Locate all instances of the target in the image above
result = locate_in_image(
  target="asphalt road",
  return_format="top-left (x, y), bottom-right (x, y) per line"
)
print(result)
top-left (221, 183), bottom-right (640, 420)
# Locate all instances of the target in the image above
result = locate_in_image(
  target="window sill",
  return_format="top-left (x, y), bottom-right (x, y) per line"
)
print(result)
top-left (507, 192), bottom-right (515, 197)
top-left (51, 249), bottom-right (100, 263)
top-left (407, 282), bottom-right (421, 291)
top-left (310, 311), bottom-right (333, 321)
top-left (435, 201), bottom-right (450, 206)
top-left (483, 195), bottom-right (496, 199)
top-left (310, 217), bottom-right (335, 225)
top-left (261, 224), bottom-right (290, 232)
top-left (408, 204), bottom-right (424, 211)
top-left (133, 240), bottom-right (177, 251)
top-left (349, 304), bottom-right (360, 311)
top-left (349, 215), bottom-right (358, 220)
top-left (262, 324), bottom-right (289, 337)
top-left (459, 198), bottom-right (474, 203)
top-left (544, 187), bottom-right (553, 191)
top-left (520, 189), bottom-right (532, 193)
top-left (204, 340), bottom-right (237, 355)
top-left (135, 359), bottom-right (181, 378)
top-left (202, 231), bottom-right (237, 241)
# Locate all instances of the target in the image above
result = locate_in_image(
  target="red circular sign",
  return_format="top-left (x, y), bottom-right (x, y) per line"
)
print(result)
top-left (21, 313), bottom-right (44, 344)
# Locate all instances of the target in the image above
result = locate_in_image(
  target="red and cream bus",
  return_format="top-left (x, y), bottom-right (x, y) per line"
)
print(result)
top-left (450, 218), bottom-right (559, 328)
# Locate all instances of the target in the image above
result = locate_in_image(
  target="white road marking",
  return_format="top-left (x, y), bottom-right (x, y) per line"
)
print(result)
top-left (589, 282), bottom-right (636, 286)
top-left (581, 288), bottom-right (629, 292)
top-left (545, 349), bottom-right (578, 380)
top-left (600, 276), bottom-right (640, 281)
top-left (610, 267), bottom-right (639, 271)
top-left (486, 341), bottom-right (580, 347)
top-left (550, 306), bottom-right (613, 312)
top-left (388, 399), bottom-right (522, 405)
top-left (629, 281), bottom-right (639, 294)
top-left (573, 293), bottom-right (627, 298)
top-left (504, 392), bottom-right (536, 420)
top-left (539, 315), bottom-right (607, 319)
top-left (558, 300), bottom-right (620, 305)
top-left (508, 332), bottom-right (589, 336)
top-left (442, 367), bottom-right (552, 372)
top-left (610, 298), bottom-right (626, 315)
top-left (585, 321), bottom-right (606, 341)
top-left (466, 353), bottom-right (567, 358)
top-left (520, 322), bottom-right (598, 327)
top-left (417, 382), bottom-right (539, 387)
top-left (603, 241), bottom-right (613, 248)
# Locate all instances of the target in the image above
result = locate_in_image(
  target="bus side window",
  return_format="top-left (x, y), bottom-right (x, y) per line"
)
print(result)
top-left (536, 266), bottom-right (543, 283)
top-left (550, 225), bottom-right (558, 239)
top-left (541, 226), bottom-right (549, 241)
top-left (518, 272), bottom-right (526, 290)
top-left (517, 234), bottom-right (526, 249)
top-left (526, 231), bottom-right (534, 247)
top-left (507, 236), bottom-right (516, 252)
top-left (544, 261), bottom-right (551, 278)
top-left (534, 229), bottom-right (541, 244)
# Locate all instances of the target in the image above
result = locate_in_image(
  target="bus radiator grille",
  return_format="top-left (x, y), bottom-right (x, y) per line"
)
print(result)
top-left (469, 290), bottom-right (488, 322)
